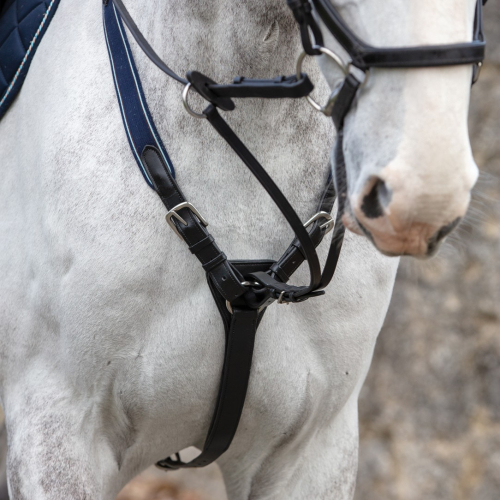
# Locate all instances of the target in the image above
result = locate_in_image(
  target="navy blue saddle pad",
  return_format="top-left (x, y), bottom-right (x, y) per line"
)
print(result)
top-left (0, 0), bottom-right (61, 121)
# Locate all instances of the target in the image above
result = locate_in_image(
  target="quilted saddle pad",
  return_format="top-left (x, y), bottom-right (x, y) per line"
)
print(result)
top-left (0, 0), bottom-right (61, 121)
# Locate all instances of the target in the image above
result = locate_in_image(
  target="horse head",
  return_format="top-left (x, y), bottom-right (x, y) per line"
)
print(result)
top-left (316, 0), bottom-right (481, 257)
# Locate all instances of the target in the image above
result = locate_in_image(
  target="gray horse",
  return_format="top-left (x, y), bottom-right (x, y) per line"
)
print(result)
top-left (0, 0), bottom-right (480, 498)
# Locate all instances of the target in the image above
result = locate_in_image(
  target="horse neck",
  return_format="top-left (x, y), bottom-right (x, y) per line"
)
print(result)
top-left (125, 0), bottom-right (298, 83)
top-left (121, 0), bottom-right (336, 258)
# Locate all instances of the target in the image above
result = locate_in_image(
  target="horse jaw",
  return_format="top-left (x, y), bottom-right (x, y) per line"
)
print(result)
top-left (317, 0), bottom-right (479, 257)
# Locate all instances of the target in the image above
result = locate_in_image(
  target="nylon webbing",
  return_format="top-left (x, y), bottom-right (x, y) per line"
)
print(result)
top-left (103, 2), bottom-right (175, 186)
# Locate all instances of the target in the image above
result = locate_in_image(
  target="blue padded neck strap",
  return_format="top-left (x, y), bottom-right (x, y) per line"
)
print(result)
top-left (103, 1), bottom-right (175, 187)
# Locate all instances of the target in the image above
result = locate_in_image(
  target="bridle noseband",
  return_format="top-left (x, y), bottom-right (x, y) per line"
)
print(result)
top-left (290, 0), bottom-right (486, 123)
top-left (103, 0), bottom-right (486, 471)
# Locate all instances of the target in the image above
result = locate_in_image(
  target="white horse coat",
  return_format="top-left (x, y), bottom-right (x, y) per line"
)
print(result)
top-left (0, 0), bottom-right (479, 498)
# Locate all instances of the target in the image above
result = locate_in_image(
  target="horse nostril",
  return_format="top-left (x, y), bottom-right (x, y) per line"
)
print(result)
top-left (436, 217), bottom-right (462, 241)
top-left (427, 217), bottom-right (462, 255)
top-left (360, 177), bottom-right (392, 219)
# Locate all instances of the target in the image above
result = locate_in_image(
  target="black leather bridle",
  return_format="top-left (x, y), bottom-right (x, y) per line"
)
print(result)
top-left (103, 0), bottom-right (486, 471)
top-left (306, 0), bottom-right (486, 69)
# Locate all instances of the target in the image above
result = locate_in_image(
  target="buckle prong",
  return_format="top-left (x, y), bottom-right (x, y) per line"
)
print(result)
top-left (278, 291), bottom-right (290, 305)
top-left (165, 202), bottom-right (208, 240)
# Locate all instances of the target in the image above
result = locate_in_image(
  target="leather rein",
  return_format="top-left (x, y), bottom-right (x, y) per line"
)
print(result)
top-left (102, 0), bottom-right (486, 470)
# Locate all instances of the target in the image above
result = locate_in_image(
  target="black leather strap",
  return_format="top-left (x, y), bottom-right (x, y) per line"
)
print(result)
top-left (141, 146), bottom-right (247, 302)
top-left (203, 104), bottom-right (323, 301)
top-left (112, 0), bottom-right (187, 84)
top-left (287, 0), bottom-right (324, 56)
top-left (315, 134), bottom-right (346, 290)
top-left (332, 74), bottom-right (360, 130)
top-left (270, 175), bottom-right (335, 284)
top-left (157, 307), bottom-right (260, 469)
top-left (202, 105), bottom-right (347, 303)
top-left (311, 0), bottom-right (486, 70)
top-left (207, 74), bottom-right (315, 99)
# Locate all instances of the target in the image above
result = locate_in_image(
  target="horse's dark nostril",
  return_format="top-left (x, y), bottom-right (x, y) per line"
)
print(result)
top-left (427, 217), bottom-right (462, 255)
top-left (436, 217), bottom-right (462, 241)
top-left (360, 177), bottom-right (392, 219)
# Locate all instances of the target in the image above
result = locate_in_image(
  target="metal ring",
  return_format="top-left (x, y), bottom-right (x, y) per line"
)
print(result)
top-left (182, 83), bottom-right (207, 119)
top-left (296, 45), bottom-right (350, 116)
top-left (296, 45), bottom-right (349, 79)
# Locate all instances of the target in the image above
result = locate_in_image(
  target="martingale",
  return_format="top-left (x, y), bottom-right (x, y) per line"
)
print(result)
top-left (102, 0), bottom-right (486, 470)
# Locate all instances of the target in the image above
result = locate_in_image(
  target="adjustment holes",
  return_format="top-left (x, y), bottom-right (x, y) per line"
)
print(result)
top-left (221, 276), bottom-right (227, 281)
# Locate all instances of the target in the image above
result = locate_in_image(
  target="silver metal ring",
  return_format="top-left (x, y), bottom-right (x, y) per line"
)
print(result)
top-left (296, 45), bottom-right (350, 116)
top-left (182, 83), bottom-right (207, 119)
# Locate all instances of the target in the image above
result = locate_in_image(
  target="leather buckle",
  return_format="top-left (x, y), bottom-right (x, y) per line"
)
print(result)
top-left (165, 202), bottom-right (209, 240)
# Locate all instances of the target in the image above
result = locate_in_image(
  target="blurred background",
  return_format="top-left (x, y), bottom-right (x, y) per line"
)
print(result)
top-left (115, 5), bottom-right (500, 500)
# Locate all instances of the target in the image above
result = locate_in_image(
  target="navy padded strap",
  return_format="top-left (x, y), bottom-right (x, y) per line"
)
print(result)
top-left (103, 0), bottom-right (175, 186)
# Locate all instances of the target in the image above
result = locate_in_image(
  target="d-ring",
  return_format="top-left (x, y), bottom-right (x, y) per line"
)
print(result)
top-left (296, 45), bottom-right (350, 116)
top-left (182, 83), bottom-right (207, 119)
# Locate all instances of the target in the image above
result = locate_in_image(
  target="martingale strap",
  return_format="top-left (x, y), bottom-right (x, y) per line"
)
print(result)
top-left (203, 104), bottom-right (345, 303)
top-left (103, 0), bottom-right (338, 470)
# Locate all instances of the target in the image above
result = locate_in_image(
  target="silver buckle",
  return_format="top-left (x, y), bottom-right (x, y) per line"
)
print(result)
top-left (165, 202), bottom-right (208, 240)
top-left (304, 211), bottom-right (334, 234)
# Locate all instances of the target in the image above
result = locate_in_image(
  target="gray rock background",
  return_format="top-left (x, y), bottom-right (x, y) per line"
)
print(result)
top-left (355, 6), bottom-right (500, 500)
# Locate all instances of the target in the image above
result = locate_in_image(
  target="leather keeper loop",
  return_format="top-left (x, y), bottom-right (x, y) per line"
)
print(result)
top-left (270, 263), bottom-right (291, 283)
top-left (189, 234), bottom-right (215, 254)
top-left (202, 252), bottom-right (228, 273)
